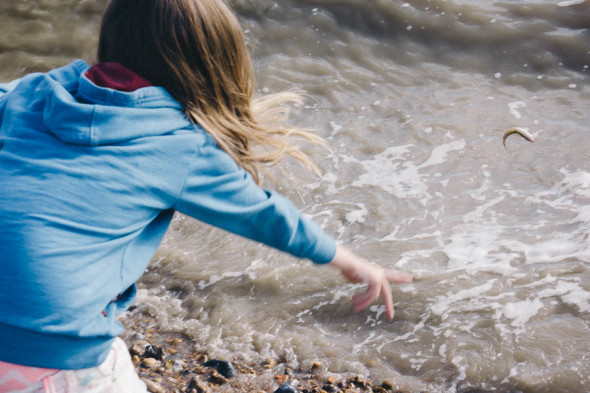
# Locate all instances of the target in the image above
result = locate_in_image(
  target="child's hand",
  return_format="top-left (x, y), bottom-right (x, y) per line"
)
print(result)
top-left (329, 245), bottom-right (413, 320)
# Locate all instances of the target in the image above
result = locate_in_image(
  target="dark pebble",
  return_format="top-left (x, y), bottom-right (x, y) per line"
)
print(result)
top-left (203, 359), bottom-right (236, 378)
top-left (143, 344), bottom-right (164, 361)
top-left (273, 384), bottom-right (298, 393)
top-left (350, 375), bottom-right (369, 388)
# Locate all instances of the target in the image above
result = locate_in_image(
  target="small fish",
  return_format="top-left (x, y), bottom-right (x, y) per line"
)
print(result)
top-left (503, 127), bottom-right (535, 148)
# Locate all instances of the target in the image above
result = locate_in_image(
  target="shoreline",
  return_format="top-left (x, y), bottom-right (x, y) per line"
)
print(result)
top-left (120, 314), bottom-right (406, 393)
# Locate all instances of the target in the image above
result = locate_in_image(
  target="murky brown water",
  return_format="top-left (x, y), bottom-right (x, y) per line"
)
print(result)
top-left (1, 1), bottom-right (589, 392)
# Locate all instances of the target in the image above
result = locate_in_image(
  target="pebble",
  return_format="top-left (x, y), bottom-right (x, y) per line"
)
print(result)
top-left (164, 359), bottom-right (175, 371)
top-left (262, 358), bottom-right (277, 369)
top-left (187, 377), bottom-right (208, 393)
top-left (142, 378), bottom-right (164, 393)
top-left (273, 384), bottom-right (298, 393)
top-left (237, 363), bottom-right (256, 375)
top-left (381, 380), bottom-right (395, 390)
top-left (311, 362), bottom-right (322, 371)
top-left (129, 343), bottom-right (147, 357)
top-left (208, 370), bottom-right (228, 385)
top-left (141, 357), bottom-right (159, 368)
top-left (203, 359), bottom-right (236, 378)
top-left (274, 374), bottom-right (289, 384)
top-left (373, 388), bottom-right (391, 393)
top-left (322, 384), bottom-right (339, 393)
top-left (195, 354), bottom-right (208, 363)
top-left (170, 359), bottom-right (186, 371)
top-left (144, 345), bottom-right (164, 361)
top-left (350, 375), bottom-right (370, 388)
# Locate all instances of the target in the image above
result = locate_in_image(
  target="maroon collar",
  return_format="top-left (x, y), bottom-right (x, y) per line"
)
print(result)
top-left (85, 62), bottom-right (152, 92)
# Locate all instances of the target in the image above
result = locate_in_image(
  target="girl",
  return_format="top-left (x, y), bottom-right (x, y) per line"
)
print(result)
top-left (0, 0), bottom-right (412, 391)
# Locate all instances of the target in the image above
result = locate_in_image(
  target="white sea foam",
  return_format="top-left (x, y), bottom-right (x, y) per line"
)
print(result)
top-left (557, 0), bottom-right (586, 6)
top-left (538, 279), bottom-right (590, 314)
top-left (352, 140), bottom-right (466, 202)
top-left (351, 144), bottom-right (427, 198)
top-left (503, 298), bottom-right (544, 329)
top-left (508, 101), bottom-right (526, 119)
top-left (344, 203), bottom-right (368, 224)
top-left (431, 279), bottom-right (497, 318)
top-left (417, 140), bottom-right (466, 169)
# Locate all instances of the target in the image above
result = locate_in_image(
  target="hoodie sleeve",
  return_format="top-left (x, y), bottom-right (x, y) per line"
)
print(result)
top-left (173, 138), bottom-right (336, 264)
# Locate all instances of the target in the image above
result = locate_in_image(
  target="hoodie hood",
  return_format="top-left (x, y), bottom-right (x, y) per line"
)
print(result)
top-left (40, 60), bottom-right (193, 146)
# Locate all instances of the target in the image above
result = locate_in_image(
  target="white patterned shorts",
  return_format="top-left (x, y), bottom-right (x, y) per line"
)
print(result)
top-left (1, 338), bottom-right (147, 393)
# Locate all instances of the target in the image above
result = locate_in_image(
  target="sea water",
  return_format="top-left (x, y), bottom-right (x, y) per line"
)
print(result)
top-left (1, 0), bottom-right (589, 392)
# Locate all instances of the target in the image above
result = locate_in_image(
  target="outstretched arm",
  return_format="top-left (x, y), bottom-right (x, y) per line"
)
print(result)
top-left (329, 245), bottom-right (413, 320)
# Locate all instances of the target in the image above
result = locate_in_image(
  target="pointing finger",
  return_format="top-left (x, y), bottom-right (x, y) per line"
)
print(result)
top-left (381, 280), bottom-right (395, 320)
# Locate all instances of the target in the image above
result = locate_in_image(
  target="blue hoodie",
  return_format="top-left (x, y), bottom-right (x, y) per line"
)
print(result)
top-left (0, 60), bottom-right (336, 369)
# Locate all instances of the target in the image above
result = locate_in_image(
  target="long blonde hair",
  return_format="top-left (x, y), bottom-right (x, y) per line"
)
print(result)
top-left (98, 0), bottom-right (322, 184)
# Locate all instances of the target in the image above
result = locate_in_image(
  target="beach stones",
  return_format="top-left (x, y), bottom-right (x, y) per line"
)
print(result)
top-left (202, 359), bottom-right (236, 378)
top-left (128, 342), bottom-right (147, 357)
top-left (121, 320), bottom-right (401, 393)
top-left (142, 378), bottom-right (164, 393)
top-left (143, 344), bottom-right (164, 360)
top-left (273, 384), bottom-right (298, 393)
top-left (187, 377), bottom-right (208, 393)
top-left (140, 357), bottom-right (159, 368)
top-left (262, 357), bottom-right (277, 369)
